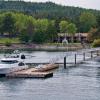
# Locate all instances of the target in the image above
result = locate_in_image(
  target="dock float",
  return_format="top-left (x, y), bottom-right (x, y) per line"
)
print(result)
top-left (6, 64), bottom-right (59, 78)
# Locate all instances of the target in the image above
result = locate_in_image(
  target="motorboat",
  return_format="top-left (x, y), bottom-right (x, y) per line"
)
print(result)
top-left (0, 50), bottom-right (28, 77)
top-left (1, 50), bottom-right (26, 63)
top-left (0, 62), bottom-right (29, 76)
top-left (1, 57), bottom-right (19, 63)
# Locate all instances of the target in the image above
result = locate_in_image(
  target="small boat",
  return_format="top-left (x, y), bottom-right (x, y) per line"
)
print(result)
top-left (1, 50), bottom-right (26, 63)
top-left (0, 62), bottom-right (29, 77)
top-left (0, 50), bottom-right (28, 77)
top-left (1, 57), bottom-right (19, 63)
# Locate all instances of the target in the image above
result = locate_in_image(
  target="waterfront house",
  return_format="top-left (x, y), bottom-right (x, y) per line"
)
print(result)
top-left (57, 33), bottom-right (88, 43)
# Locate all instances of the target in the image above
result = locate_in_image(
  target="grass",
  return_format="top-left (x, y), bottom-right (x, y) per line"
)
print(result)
top-left (0, 38), bottom-right (20, 44)
top-left (0, 38), bottom-right (82, 46)
top-left (45, 42), bottom-right (82, 46)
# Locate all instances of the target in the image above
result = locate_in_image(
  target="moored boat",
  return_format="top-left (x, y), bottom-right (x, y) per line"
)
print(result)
top-left (1, 58), bottom-right (19, 63)
top-left (1, 53), bottom-right (26, 63)
top-left (0, 62), bottom-right (29, 77)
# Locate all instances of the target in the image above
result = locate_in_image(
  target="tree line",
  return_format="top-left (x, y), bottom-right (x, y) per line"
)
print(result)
top-left (0, 11), bottom-right (99, 43)
top-left (0, 1), bottom-right (99, 44)
top-left (0, 12), bottom-right (78, 43)
top-left (0, 1), bottom-right (100, 32)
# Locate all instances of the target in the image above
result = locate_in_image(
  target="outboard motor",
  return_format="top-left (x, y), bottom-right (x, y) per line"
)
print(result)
top-left (18, 62), bottom-right (25, 66)
top-left (21, 54), bottom-right (25, 59)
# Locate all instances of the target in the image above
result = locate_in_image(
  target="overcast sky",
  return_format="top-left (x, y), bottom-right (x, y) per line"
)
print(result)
top-left (24, 0), bottom-right (100, 10)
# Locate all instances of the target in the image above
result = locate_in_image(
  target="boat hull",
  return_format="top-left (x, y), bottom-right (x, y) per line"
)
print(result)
top-left (0, 65), bottom-right (29, 76)
top-left (1, 58), bottom-right (19, 63)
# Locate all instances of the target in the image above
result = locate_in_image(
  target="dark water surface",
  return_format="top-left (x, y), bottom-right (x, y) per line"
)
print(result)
top-left (0, 51), bottom-right (100, 100)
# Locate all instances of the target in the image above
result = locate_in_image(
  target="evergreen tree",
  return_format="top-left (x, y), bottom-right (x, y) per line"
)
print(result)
top-left (1, 12), bottom-right (15, 37)
top-left (79, 12), bottom-right (97, 32)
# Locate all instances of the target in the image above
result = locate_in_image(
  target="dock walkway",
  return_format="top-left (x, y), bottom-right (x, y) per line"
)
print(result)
top-left (6, 64), bottom-right (59, 78)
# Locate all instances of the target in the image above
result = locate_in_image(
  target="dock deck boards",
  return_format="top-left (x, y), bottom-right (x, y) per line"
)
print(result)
top-left (6, 64), bottom-right (59, 78)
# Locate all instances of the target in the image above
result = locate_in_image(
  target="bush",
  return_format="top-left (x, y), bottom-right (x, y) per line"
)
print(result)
top-left (32, 32), bottom-right (46, 43)
top-left (92, 39), bottom-right (100, 47)
top-left (19, 32), bottom-right (30, 43)
top-left (5, 39), bottom-right (12, 47)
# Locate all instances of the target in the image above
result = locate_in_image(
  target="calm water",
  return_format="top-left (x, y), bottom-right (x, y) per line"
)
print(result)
top-left (0, 51), bottom-right (100, 100)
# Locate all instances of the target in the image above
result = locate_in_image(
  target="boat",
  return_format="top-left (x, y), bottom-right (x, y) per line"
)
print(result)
top-left (0, 50), bottom-right (28, 77)
top-left (0, 62), bottom-right (29, 77)
top-left (1, 58), bottom-right (19, 63)
top-left (1, 50), bottom-right (26, 63)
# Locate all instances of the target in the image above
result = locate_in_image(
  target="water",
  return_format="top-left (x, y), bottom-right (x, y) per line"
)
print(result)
top-left (0, 51), bottom-right (100, 100)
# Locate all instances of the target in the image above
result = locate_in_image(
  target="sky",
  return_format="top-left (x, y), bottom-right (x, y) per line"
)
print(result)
top-left (24, 0), bottom-right (100, 10)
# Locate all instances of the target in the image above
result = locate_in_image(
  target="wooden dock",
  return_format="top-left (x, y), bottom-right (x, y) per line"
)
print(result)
top-left (6, 64), bottom-right (59, 78)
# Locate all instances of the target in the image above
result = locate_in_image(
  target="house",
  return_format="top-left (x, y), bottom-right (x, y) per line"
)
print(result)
top-left (57, 33), bottom-right (88, 43)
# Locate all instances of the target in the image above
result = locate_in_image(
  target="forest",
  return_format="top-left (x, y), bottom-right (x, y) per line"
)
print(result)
top-left (0, 1), bottom-right (100, 44)
top-left (0, 1), bottom-right (100, 23)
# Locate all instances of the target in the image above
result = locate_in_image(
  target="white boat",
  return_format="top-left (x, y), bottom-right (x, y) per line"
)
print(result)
top-left (0, 50), bottom-right (28, 76)
top-left (0, 62), bottom-right (29, 76)
top-left (1, 58), bottom-right (19, 63)
top-left (1, 51), bottom-right (25, 63)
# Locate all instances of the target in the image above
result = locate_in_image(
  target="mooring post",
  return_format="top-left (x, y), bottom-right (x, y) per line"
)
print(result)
top-left (91, 51), bottom-right (93, 59)
top-left (75, 54), bottom-right (77, 65)
top-left (64, 56), bottom-right (66, 69)
top-left (83, 52), bottom-right (85, 61)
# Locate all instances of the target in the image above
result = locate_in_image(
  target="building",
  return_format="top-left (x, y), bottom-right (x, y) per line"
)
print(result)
top-left (57, 33), bottom-right (88, 43)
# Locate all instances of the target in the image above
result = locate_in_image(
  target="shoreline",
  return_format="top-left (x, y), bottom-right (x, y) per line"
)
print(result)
top-left (0, 43), bottom-right (83, 52)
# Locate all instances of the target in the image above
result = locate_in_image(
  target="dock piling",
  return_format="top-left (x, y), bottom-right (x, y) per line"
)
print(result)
top-left (64, 56), bottom-right (66, 69)
top-left (83, 52), bottom-right (85, 61)
top-left (75, 54), bottom-right (77, 65)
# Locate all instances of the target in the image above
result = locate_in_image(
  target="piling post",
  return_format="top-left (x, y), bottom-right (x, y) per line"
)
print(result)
top-left (75, 54), bottom-right (77, 65)
top-left (64, 56), bottom-right (66, 69)
top-left (83, 52), bottom-right (85, 61)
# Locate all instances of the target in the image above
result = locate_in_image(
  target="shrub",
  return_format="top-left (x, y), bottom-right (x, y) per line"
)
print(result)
top-left (5, 39), bottom-right (12, 47)
top-left (92, 39), bottom-right (100, 47)
top-left (32, 31), bottom-right (46, 43)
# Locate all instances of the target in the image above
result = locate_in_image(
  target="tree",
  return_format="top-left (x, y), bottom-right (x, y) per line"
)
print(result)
top-left (32, 19), bottom-right (49, 43)
top-left (0, 14), bottom-right (4, 35)
top-left (1, 12), bottom-right (15, 37)
top-left (87, 15), bottom-right (100, 43)
top-left (19, 29), bottom-right (30, 43)
top-left (46, 20), bottom-right (57, 42)
top-left (32, 31), bottom-right (46, 43)
top-left (97, 15), bottom-right (100, 27)
top-left (24, 17), bottom-right (35, 41)
top-left (67, 23), bottom-right (77, 42)
top-left (59, 20), bottom-right (68, 33)
top-left (14, 13), bottom-right (29, 35)
top-left (18, 16), bottom-right (36, 43)
top-left (87, 28), bottom-right (97, 42)
top-left (35, 19), bottom-right (49, 33)
top-left (79, 12), bottom-right (97, 32)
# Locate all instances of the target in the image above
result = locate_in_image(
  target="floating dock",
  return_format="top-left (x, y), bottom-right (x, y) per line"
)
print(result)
top-left (6, 64), bottom-right (59, 78)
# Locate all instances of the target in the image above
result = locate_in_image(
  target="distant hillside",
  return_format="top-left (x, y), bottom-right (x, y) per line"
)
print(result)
top-left (0, 1), bottom-right (100, 22)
